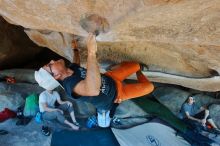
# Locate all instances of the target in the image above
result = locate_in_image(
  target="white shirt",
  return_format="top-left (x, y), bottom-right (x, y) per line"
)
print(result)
top-left (39, 90), bottom-right (60, 112)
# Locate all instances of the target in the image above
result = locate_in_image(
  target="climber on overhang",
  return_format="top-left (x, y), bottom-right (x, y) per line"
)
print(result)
top-left (35, 33), bottom-right (154, 128)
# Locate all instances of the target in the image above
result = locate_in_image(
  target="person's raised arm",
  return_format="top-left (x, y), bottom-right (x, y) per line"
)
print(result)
top-left (73, 33), bottom-right (101, 96)
top-left (72, 39), bottom-right (80, 65)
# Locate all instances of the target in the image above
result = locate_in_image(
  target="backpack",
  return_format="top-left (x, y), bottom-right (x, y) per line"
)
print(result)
top-left (23, 93), bottom-right (39, 117)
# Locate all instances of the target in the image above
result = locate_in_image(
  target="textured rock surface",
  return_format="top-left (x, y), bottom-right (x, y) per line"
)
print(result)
top-left (0, 69), bottom-right (36, 83)
top-left (0, 82), bottom-right (43, 111)
top-left (210, 104), bottom-right (220, 128)
top-left (0, 92), bottom-right (24, 112)
top-left (115, 100), bottom-right (150, 118)
top-left (153, 86), bottom-right (219, 115)
top-left (153, 86), bottom-right (220, 127)
top-left (153, 87), bottom-right (190, 115)
top-left (0, 0), bottom-right (220, 91)
top-left (0, 17), bottom-right (43, 69)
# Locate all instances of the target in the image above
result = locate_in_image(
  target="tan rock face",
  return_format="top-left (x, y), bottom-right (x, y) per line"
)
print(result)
top-left (0, 0), bottom-right (220, 91)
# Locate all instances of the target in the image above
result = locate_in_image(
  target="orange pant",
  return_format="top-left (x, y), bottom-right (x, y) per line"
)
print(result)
top-left (105, 62), bottom-right (154, 103)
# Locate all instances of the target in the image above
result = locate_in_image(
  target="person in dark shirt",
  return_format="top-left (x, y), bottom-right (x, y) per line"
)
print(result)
top-left (179, 96), bottom-right (219, 131)
top-left (35, 33), bottom-right (154, 127)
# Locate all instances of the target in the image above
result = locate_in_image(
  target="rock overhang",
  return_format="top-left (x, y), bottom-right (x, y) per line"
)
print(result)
top-left (0, 0), bottom-right (220, 91)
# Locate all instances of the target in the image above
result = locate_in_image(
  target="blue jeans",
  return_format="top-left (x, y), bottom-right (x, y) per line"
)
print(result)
top-left (42, 103), bottom-right (74, 124)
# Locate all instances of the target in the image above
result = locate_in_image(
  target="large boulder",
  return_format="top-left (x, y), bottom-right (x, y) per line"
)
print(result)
top-left (153, 86), bottom-right (220, 127)
top-left (0, 69), bottom-right (36, 84)
top-left (0, 82), bottom-right (44, 111)
top-left (0, 91), bottom-right (24, 112)
top-left (0, 69), bottom-right (44, 112)
top-left (1, 0), bottom-right (220, 91)
top-left (153, 86), bottom-right (219, 115)
top-left (153, 87), bottom-right (190, 115)
top-left (0, 82), bottom-right (44, 97)
top-left (110, 100), bottom-right (151, 129)
top-left (210, 104), bottom-right (220, 128)
top-left (0, 16), bottom-right (43, 69)
top-left (114, 100), bottom-right (150, 118)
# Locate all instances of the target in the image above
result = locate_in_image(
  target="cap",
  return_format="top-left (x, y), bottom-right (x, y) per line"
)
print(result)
top-left (34, 68), bottom-right (63, 90)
